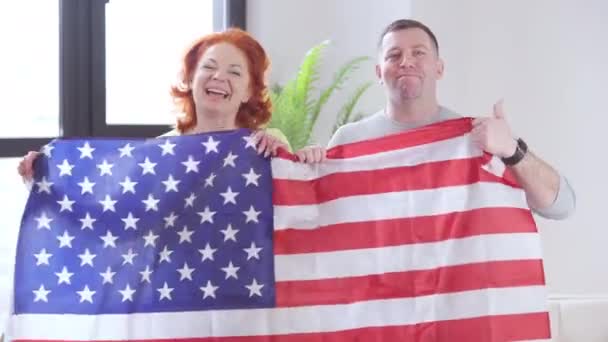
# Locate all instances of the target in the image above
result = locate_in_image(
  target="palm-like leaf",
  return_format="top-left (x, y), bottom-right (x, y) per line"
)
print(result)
top-left (294, 40), bottom-right (328, 115)
top-left (310, 56), bottom-right (371, 127)
top-left (332, 81), bottom-right (373, 133)
top-left (267, 41), bottom-right (372, 150)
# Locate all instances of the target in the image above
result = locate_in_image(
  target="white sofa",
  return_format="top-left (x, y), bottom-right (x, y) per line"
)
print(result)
top-left (547, 296), bottom-right (608, 342)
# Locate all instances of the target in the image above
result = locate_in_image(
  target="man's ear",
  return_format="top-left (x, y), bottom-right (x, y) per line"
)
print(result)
top-left (375, 64), bottom-right (382, 84)
top-left (436, 58), bottom-right (445, 79)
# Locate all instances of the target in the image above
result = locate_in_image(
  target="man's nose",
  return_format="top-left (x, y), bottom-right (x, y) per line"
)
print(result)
top-left (399, 55), bottom-right (415, 68)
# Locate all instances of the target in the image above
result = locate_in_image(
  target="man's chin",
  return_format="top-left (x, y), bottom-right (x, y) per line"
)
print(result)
top-left (396, 89), bottom-right (422, 100)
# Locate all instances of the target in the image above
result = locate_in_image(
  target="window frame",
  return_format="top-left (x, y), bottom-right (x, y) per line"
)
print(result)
top-left (0, 0), bottom-right (246, 158)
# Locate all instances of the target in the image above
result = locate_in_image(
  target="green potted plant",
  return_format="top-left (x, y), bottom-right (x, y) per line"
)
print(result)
top-left (267, 41), bottom-right (373, 150)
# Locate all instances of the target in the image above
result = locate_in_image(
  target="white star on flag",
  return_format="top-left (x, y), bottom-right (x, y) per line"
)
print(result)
top-left (242, 135), bottom-right (257, 150)
top-left (119, 284), bottom-right (136, 302)
top-left (197, 206), bottom-right (216, 224)
top-left (244, 242), bottom-right (263, 260)
top-left (157, 282), bottom-right (174, 301)
top-left (220, 224), bottom-right (239, 242)
top-left (184, 193), bottom-right (197, 208)
top-left (198, 243), bottom-right (217, 262)
top-left (202, 136), bottom-right (220, 153)
top-left (33, 285), bottom-right (51, 302)
top-left (100, 230), bottom-right (118, 248)
top-left (143, 230), bottom-right (159, 247)
top-left (76, 285), bottom-right (96, 303)
top-left (77, 177), bottom-right (95, 194)
top-left (200, 280), bottom-right (219, 299)
top-left (162, 174), bottom-right (181, 192)
top-left (138, 157), bottom-right (157, 175)
top-left (177, 226), bottom-right (194, 244)
top-left (245, 278), bottom-right (264, 297)
top-left (159, 139), bottom-right (176, 156)
top-left (242, 168), bottom-right (261, 187)
top-left (140, 266), bottom-right (153, 284)
top-left (177, 262), bottom-right (195, 281)
top-left (99, 195), bottom-right (117, 212)
top-left (204, 173), bottom-right (216, 187)
top-left (35, 212), bottom-right (53, 230)
top-left (55, 266), bottom-right (74, 285)
top-left (77, 142), bottom-right (95, 159)
top-left (159, 246), bottom-right (173, 263)
top-left (99, 267), bottom-right (116, 284)
top-left (35, 177), bottom-right (53, 194)
top-left (221, 261), bottom-right (240, 280)
top-left (121, 248), bottom-right (138, 265)
top-left (97, 160), bottom-right (114, 176)
top-left (223, 152), bottom-right (238, 167)
top-left (220, 187), bottom-right (239, 205)
top-left (57, 230), bottom-right (75, 248)
top-left (119, 176), bottom-right (137, 194)
top-left (41, 144), bottom-right (54, 157)
top-left (78, 248), bottom-right (96, 267)
top-left (34, 248), bottom-right (52, 266)
top-left (142, 194), bottom-right (160, 211)
top-left (163, 212), bottom-right (178, 228)
top-left (57, 159), bottom-right (75, 176)
top-left (243, 205), bottom-right (261, 223)
top-left (57, 195), bottom-right (75, 212)
top-left (79, 212), bottom-right (96, 230)
top-left (121, 212), bottom-right (140, 230)
top-left (118, 143), bottom-right (135, 157)
top-left (182, 155), bottom-right (200, 173)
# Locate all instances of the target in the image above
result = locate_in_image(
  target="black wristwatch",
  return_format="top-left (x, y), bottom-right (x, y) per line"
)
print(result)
top-left (501, 138), bottom-right (528, 166)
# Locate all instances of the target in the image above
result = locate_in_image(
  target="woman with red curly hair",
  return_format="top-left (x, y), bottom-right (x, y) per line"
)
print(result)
top-left (162, 28), bottom-right (289, 155)
top-left (17, 28), bottom-right (290, 181)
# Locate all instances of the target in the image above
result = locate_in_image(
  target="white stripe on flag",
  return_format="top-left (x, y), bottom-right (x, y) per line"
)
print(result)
top-left (10, 286), bottom-right (548, 340)
top-left (274, 232), bottom-right (542, 281)
top-left (274, 182), bottom-right (528, 230)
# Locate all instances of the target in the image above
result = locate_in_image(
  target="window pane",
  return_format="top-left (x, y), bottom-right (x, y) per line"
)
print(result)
top-left (0, 2), bottom-right (59, 137)
top-left (105, 0), bottom-right (214, 125)
top-left (0, 158), bottom-right (29, 331)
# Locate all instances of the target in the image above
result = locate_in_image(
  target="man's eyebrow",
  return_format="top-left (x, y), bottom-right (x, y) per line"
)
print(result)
top-left (411, 44), bottom-right (430, 50)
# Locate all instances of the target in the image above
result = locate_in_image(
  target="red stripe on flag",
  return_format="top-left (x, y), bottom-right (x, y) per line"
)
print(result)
top-left (326, 117), bottom-right (473, 159)
top-left (275, 260), bottom-right (545, 307)
top-left (273, 157), bottom-right (514, 206)
top-left (273, 118), bottom-right (473, 162)
top-left (14, 312), bottom-right (549, 342)
top-left (274, 207), bottom-right (536, 255)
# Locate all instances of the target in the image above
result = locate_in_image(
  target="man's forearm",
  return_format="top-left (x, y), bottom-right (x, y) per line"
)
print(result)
top-left (509, 151), bottom-right (561, 210)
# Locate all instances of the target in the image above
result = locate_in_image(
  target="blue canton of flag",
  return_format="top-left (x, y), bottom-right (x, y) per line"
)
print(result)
top-left (14, 129), bottom-right (275, 314)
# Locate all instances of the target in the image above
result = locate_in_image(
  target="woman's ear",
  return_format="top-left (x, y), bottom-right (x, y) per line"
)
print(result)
top-left (243, 86), bottom-right (252, 104)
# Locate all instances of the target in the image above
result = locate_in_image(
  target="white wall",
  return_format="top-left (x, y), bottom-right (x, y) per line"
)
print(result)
top-left (247, 0), bottom-right (411, 143)
top-left (249, 0), bottom-right (608, 296)
top-left (409, 0), bottom-right (608, 296)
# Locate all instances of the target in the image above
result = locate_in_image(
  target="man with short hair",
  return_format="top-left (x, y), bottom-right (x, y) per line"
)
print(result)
top-left (297, 19), bottom-right (575, 219)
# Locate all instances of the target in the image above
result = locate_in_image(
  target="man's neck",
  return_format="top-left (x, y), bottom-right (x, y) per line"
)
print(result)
top-left (385, 98), bottom-right (441, 124)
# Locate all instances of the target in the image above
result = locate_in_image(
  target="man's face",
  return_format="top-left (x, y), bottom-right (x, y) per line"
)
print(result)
top-left (376, 28), bottom-right (444, 101)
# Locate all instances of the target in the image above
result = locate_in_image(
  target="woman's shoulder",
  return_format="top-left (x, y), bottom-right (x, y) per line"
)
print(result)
top-left (158, 129), bottom-right (180, 137)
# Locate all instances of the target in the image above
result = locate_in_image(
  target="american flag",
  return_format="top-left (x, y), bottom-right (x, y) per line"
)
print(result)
top-left (8, 118), bottom-right (550, 341)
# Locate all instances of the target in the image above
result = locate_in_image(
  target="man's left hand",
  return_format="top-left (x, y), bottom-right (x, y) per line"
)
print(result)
top-left (471, 100), bottom-right (518, 158)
